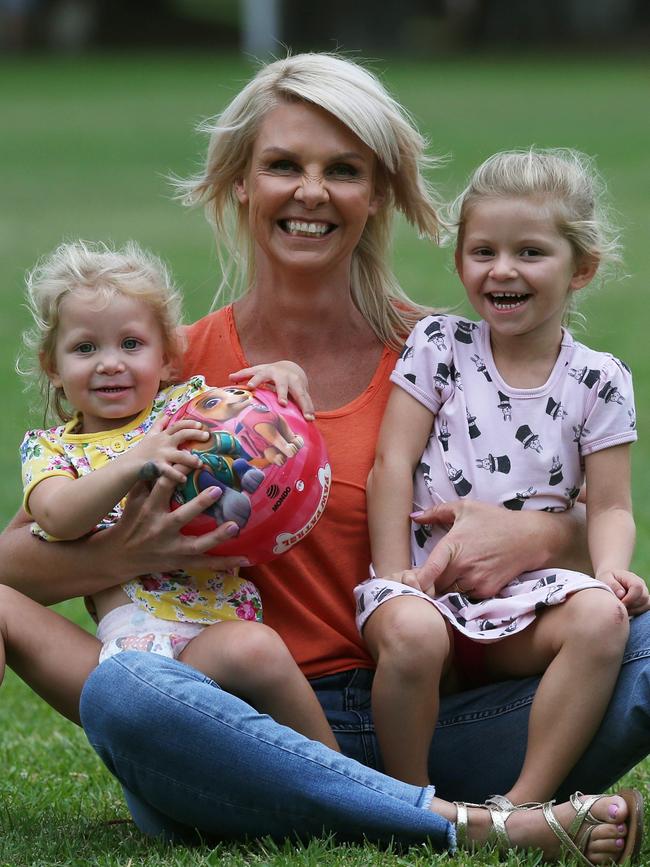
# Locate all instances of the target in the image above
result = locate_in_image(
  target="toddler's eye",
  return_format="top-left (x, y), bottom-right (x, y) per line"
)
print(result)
top-left (521, 248), bottom-right (543, 258)
top-left (75, 342), bottom-right (95, 354)
top-left (473, 247), bottom-right (494, 258)
top-left (122, 337), bottom-right (141, 350)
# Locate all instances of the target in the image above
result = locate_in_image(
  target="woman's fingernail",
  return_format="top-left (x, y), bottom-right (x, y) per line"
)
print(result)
top-left (208, 487), bottom-right (222, 500)
top-left (238, 558), bottom-right (251, 567)
top-left (609, 804), bottom-right (619, 818)
top-left (226, 523), bottom-right (239, 537)
top-left (410, 510), bottom-right (424, 518)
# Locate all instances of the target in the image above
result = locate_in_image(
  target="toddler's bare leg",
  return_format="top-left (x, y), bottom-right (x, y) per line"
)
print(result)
top-left (179, 620), bottom-right (340, 751)
top-left (364, 596), bottom-right (451, 786)
top-left (483, 588), bottom-right (628, 804)
top-left (0, 585), bottom-right (100, 723)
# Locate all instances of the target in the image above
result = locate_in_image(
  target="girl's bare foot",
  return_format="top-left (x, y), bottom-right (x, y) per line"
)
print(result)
top-left (430, 790), bottom-right (642, 864)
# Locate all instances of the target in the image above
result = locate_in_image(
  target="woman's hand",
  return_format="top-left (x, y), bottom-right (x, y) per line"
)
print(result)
top-left (103, 473), bottom-right (250, 580)
top-left (413, 499), bottom-right (577, 597)
top-left (229, 361), bottom-right (315, 419)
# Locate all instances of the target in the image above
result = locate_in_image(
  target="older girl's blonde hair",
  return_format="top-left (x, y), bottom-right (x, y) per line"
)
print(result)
top-left (20, 239), bottom-right (184, 423)
top-left (450, 147), bottom-right (622, 273)
top-left (177, 52), bottom-right (442, 349)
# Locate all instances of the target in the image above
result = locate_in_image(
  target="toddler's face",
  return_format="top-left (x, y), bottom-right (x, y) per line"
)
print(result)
top-left (45, 290), bottom-right (171, 433)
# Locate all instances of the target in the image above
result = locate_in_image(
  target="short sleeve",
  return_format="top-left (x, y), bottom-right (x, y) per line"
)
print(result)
top-left (156, 376), bottom-right (208, 419)
top-left (390, 315), bottom-right (454, 414)
top-left (20, 428), bottom-right (76, 515)
top-left (580, 356), bottom-right (637, 456)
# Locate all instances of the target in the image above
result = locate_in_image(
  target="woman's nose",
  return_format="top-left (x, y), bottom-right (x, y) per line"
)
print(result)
top-left (294, 173), bottom-right (329, 208)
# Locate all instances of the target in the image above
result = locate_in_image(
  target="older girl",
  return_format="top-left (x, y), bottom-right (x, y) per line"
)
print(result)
top-left (361, 150), bottom-right (648, 816)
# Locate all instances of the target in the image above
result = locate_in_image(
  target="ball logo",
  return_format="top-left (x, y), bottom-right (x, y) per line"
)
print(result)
top-left (295, 479), bottom-right (305, 492)
top-left (266, 484), bottom-right (280, 499)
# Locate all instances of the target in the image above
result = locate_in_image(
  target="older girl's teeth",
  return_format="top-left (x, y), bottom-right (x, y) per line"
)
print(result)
top-left (490, 292), bottom-right (528, 310)
top-left (285, 221), bottom-right (329, 236)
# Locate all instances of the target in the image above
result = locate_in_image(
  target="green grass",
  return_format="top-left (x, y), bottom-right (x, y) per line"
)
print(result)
top-left (0, 53), bottom-right (649, 865)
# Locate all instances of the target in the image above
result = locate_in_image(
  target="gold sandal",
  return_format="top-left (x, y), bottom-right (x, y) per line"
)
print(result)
top-left (542, 790), bottom-right (644, 866)
top-left (454, 788), bottom-right (644, 865)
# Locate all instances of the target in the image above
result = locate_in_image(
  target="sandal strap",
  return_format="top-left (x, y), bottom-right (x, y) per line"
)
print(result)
top-left (542, 798), bottom-right (595, 867)
top-left (453, 801), bottom-right (469, 849)
top-left (453, 799), bottom-right (512, 851)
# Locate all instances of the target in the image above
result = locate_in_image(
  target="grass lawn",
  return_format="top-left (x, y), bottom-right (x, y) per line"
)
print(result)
top-left (0, 52), bottom-right (648, 865)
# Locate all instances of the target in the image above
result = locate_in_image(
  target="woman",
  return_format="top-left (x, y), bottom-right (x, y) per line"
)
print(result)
top-left (0, 53), bottom-right (648, 862)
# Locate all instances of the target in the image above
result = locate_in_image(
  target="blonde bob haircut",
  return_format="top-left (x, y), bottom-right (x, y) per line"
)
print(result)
top-left (20, 239), bottom-right (185, 423)
top-left (178, 52), bottom-right (442, 349)
top-left (449, 147), bottom-right (622, 276)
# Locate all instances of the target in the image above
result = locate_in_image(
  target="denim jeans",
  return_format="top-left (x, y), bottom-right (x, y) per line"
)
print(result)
top-left (80, 611), bottom-right (650, 844)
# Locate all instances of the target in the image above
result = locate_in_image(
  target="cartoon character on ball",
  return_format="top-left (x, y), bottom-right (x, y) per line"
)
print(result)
top-left (169, 385), bottom-right (330, 564)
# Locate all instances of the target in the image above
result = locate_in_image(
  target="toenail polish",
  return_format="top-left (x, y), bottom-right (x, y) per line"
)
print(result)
top-left (616, 838), bottom-right (624, 848)
top-left (617, 824), bottom-right (625, 832)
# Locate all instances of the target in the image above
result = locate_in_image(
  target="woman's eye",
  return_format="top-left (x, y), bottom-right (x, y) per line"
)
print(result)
top-left (75, 343), bottom-right (95, 354)
top-left (328, 163), bottom-right (358, 178)
top-left (122, 337), bottom-right (141, 350)
top-left (269, 159), bottom-right (298, 173)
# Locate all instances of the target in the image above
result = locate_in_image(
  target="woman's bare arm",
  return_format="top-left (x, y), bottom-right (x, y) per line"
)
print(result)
top-left (0, 477), bottom-right (249, 605)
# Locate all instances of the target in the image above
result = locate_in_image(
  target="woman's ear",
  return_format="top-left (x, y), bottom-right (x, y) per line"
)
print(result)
top-left (40, 351), bottom-right (62, 388)
top-left (570, 255), bottom-right (599, 291)
top-left (234, 177), bottom-right (249, 205)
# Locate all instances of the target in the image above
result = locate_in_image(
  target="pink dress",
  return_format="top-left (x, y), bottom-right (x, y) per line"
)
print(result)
top-left (355, 314), bottom-right (637, 642)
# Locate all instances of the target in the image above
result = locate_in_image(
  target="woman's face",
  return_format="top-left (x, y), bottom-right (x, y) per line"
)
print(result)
top-left (235, 100), bottom-right (383, 281)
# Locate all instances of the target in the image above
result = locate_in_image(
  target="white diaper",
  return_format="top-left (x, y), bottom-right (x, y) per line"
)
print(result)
top-left (97, 603), bottom-right (204, 663)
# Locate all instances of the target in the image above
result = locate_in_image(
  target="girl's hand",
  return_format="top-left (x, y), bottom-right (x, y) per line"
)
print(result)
top-left (229, 361), bottom-right (315, 420)
top-left (129, 417), bottom-right (209, 484)
top-left (597, 569), bottom-right (650, 616)
top-left (382, 567), bottom-right (424, 591)
top-left (105, 472), bottom-right (250, 579)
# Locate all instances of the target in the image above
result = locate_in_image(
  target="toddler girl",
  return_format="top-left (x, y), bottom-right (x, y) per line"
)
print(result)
top-left (17, 239), bottom-right (339, 750)
top-left (356, 149), bottom-right (649, 800)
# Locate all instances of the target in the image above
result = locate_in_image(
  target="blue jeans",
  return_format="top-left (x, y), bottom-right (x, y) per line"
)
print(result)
top-left (80, 611), bottom-right (650, 844)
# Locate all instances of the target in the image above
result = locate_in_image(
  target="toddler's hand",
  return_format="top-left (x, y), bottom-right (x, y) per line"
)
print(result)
top-left (131, 417), bottom-right (209, 485)
top-left (229, 361), bottom-right (315, 420)
top-left (598, 569), bottom-right (650, 616)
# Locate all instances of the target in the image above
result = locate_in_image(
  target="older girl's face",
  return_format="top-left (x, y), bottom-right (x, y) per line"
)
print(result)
top-left (235, 100), bottom-right (383, 280)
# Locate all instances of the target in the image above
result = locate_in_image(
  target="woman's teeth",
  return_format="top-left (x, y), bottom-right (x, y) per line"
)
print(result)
top-left (490, 292), bottom-right (529, 310)
top-left (282, 220), bottom-right (331, 236)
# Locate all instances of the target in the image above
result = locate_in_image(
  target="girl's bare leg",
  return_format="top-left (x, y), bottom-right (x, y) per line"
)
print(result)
top-left (363, 597), bottom-right (452, 786)
top-left (179, 620), bottom-right (340, 751)
top-left (483, 589), bottom-right (628, 805)
top-left (0, 585), bottom-right (100, 723)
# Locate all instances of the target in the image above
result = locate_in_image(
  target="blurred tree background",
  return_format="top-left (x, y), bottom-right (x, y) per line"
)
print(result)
top-left (2, 0), bottom-right (649, 56)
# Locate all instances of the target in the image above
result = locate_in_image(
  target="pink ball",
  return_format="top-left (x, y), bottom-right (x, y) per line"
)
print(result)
top-left (169, 385), bottom-right (330, 564)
